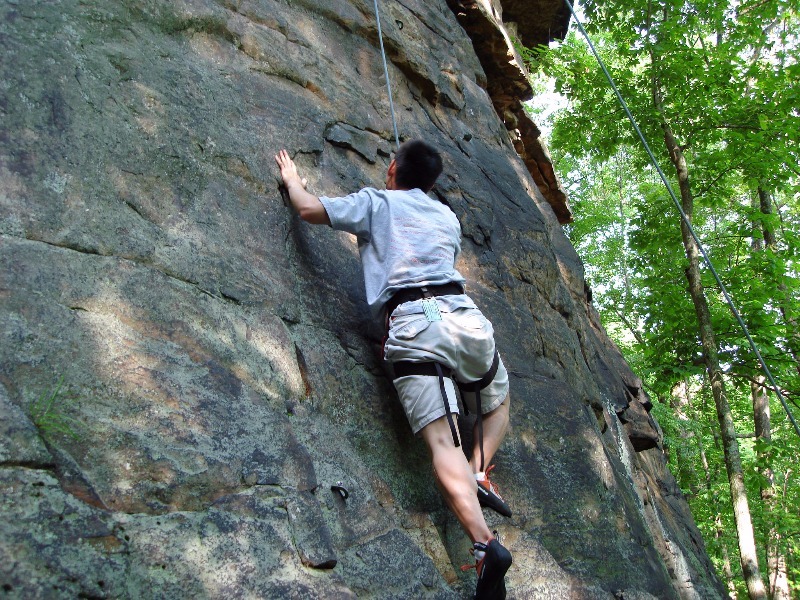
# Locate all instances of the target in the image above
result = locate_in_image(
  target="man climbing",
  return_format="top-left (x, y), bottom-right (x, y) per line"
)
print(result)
top-left (275, 140), bottom-right (512, 599)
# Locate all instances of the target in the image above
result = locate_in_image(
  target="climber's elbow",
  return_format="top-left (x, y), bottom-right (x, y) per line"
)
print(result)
top-left (298, 203), bottom-right (330, 225)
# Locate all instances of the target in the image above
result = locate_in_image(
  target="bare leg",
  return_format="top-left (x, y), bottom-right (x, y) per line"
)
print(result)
top-left (420, 415), bottom-right (493, 544)
top-left (469, 394), bottom-right (510, 473)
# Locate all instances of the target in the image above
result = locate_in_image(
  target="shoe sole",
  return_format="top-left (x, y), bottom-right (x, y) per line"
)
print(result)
top-left (477, 486), bottom-right (512, 517)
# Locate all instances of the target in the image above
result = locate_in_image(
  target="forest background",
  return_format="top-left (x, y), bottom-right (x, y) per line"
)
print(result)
top-left (523, 0), bottom-right (800, 597)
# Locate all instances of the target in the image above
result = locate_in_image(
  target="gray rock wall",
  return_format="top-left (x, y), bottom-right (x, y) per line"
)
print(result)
top-left (0, 0), bottom-right (725, 598)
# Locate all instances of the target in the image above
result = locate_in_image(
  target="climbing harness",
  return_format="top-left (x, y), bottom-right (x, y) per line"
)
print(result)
top-left (458, 350), bottom-right (500, 473)
top-left (388, 285), bottom-right (500, 469)
top-left (393, 349), bottom-right (499, 465)
top-left (372, 0), bottom-right (400, 149)
top-left (384, 283), bottom-right (464, 319)
top-left (564, 0), bottom-right (800, 438)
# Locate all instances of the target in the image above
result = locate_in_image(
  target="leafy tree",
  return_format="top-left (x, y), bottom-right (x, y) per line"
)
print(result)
top-left (526, 0), bottom-right (800, 595)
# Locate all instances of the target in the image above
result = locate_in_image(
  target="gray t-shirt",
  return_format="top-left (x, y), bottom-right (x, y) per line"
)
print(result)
top-left (319, 187), bottom-right (466, 317)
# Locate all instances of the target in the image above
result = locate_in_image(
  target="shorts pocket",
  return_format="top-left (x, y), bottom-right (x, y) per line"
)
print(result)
top-left (458, 308), bottom-right (489, 330)
top-left (390, 315), bottom-right (432, 340)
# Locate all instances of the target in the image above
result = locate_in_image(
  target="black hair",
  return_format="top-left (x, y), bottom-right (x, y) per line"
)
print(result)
top-left (393, 140), bottom-right (443, 192)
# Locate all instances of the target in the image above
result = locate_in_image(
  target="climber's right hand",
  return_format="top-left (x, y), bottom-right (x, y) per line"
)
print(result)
top-left (275, 149), bottom-right (307, 191)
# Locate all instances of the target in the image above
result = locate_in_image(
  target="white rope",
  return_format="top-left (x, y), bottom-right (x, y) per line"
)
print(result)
top-left (373, 0), bottom-right (400, 149)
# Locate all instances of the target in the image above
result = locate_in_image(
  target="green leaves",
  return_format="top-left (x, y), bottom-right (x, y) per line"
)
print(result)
top-left (527, 0), bottom-right (800, 591)
top-left (30, 375), bottom-right (81, 441)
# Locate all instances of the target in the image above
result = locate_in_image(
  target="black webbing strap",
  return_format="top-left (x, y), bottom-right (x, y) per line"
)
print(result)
top-left (393, 360), bottom-right (460, 447)
top-left (384, 282), bottom-right (464, 321)
top-left (393, 361), bottom-right (450, 378)
top-left (457, 349), bottom-right (500, 397)
top-left (392, 349), bottom-right (501, 464)
top-left (456, 349), bottom-right (500, 473)
top-left (435, 362), bottom-right (459, 447)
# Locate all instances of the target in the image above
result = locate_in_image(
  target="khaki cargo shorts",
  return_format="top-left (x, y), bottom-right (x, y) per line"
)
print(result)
top-left (384, 296), bottom-right (509, 434)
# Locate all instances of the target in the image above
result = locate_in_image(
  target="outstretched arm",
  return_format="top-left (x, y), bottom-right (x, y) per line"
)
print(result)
top-left (274, 149), bottom-right (331, 225)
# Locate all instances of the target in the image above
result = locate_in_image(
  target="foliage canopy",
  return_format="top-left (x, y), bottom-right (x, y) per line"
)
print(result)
top-left (527, 0), bottom-right (800, 595)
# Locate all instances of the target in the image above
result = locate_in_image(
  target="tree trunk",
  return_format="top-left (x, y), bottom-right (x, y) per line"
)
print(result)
top-left (751, 378), bottom-right (770, 448)
top-left (757, 186), bottom-right (800, 376)
top-left (718, 523), bottom-right (739, 598)
top-left (670, 380), bottom-right (702, 494)
top-left (768, 552), bottom-right (790, 600)
top-left (753, 385), bottom-right (790, 600)
top-left (654, 78), bottom-right (768, 600)
top-left (756, 188), bottom-right (776, 248)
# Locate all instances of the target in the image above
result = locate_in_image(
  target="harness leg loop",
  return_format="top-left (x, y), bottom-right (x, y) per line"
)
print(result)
top-left (435, 362), bottom-right (460, 448)
top-left (392, 348), bottom-right (500, 460)
top-left (456, 349), bottom-right (500, 474)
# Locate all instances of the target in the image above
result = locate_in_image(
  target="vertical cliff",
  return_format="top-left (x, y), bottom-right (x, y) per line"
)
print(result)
top-left (0, 0), bottom-right (725, 598)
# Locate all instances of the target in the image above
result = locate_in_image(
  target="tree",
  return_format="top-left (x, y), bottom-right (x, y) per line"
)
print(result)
top-left (528, 0), bottom-right (800, 595)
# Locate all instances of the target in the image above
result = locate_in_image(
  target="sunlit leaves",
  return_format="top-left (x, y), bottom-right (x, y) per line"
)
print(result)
top-left (529, 0), bottom-right (800, 591)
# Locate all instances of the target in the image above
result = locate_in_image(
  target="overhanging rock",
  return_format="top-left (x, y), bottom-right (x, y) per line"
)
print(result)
top-left (447, 0), bottom-right (573, 223)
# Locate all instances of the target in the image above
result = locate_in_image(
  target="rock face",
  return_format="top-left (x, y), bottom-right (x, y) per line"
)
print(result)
top-left (0, 1), bottom-right (725, 598)
top-left (446, 0), bottom-right (571, 223)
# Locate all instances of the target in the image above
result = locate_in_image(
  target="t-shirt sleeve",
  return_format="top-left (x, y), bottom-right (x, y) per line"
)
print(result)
top-left (450, 211), bottom-right (462, 262)
top-left (319, 189), bottom-right (375, 241)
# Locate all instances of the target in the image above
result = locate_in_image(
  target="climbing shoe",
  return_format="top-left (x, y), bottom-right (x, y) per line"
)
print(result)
top-left (476, 465), bottom-right (512, 517)
top-left (462, 538), bottom-right (512, 600)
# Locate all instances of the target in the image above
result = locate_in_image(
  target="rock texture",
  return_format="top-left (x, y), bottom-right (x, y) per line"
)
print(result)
top-left (447, 0), bottom-right (571, 223)
top-left (0, 1), bottom-right (724, 598)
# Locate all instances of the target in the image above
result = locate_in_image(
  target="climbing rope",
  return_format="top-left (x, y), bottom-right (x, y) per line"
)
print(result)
top-left (563, 0), bottom-right (800, 438)
top-left (373, 0), bottom-right (401, 149)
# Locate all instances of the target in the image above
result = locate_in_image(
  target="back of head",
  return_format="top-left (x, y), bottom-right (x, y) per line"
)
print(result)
top-left (394, 140), bottom-right (443, 192)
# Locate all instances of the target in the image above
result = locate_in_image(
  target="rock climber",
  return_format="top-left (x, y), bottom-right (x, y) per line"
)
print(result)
top-left (275, 140), bottom-right (512, 599)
